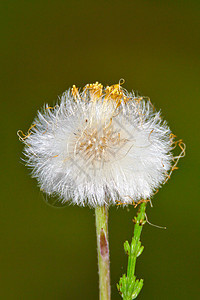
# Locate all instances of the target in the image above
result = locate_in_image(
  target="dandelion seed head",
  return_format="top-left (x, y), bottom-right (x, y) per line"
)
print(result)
top-left (18, 81), bottom-right (182, 207)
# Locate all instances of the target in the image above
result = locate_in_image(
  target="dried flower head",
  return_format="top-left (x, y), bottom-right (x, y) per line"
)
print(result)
top-left (18, 81), bottom-right (185, 207)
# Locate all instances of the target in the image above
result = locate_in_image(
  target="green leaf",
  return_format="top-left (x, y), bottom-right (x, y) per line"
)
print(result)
top-left (124, 241), bottom-right (130, 255)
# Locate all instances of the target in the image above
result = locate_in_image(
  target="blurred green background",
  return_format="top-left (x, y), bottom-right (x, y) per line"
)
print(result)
top-left (1, 0), bottom-right (199, 299)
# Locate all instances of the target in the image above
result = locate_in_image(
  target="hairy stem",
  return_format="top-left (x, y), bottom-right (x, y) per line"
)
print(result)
top-left (95, 205), bottom-right (111, 300)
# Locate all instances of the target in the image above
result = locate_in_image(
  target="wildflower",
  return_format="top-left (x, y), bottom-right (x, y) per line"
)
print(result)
top-left (18, 81), bottom-right (181, 207)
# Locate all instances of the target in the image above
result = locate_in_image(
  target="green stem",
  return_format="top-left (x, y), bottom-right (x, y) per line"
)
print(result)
top-left (117, 202), bottom-right (147, 299)
top-left (128, 202), bottom-right (146, 279)
top-left (95, 205), bottom-right (111, 300)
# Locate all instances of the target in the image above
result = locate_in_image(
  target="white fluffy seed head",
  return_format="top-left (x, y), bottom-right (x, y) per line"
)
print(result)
top-left (19, 82), bottom-right (176, 207)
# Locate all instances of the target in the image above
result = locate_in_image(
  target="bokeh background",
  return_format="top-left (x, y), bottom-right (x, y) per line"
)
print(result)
top-left (1, 0), bottom-right (199, 299)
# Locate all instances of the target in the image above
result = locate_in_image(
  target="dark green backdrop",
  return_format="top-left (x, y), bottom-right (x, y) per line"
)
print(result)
top-left (1, 1), bottom-right (199, 299)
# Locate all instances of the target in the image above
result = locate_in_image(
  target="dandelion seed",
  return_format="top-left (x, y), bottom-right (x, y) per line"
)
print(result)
top-left (18, 81), bottom-right (179, 207)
